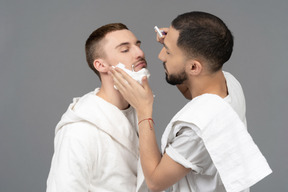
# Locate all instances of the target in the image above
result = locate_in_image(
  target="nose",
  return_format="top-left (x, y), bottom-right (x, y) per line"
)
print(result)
top-left (135, 46), bottom-right (145, 58)
top-left (158, 47), bottom-right (166, 62)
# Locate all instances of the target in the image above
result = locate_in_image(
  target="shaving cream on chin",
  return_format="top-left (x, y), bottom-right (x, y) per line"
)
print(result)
top-left (113, 63), bottom-right (150, 90)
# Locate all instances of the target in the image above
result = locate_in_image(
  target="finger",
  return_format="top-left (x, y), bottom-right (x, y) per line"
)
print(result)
top-left (109, 71), bottom-right (126, 91)
top-left (141, 76), bottom-right (150, 90)
top-left (156, 27), bottom-right (169, 44)
top-left (113, 67), bottom-right (133, 81)
top-left (156, 32), bottom-right (165, 43)
top-left (141, 77), bottom-right (154, 98)
top-left (114, 67), bottom-right (142, 87)
top-left (110, 68), bottom-right (130, 86)
top-left (157, 36), bottom-right (165, 44)
top-left (159, 27), bottom-right (169, 34)
top-left (109, 69), bottom-right (131, 94)
top-left (109, 70), bottom-right (137, 103)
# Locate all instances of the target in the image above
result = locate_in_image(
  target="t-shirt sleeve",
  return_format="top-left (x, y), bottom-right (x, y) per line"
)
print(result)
top-left (164, 125), bottom-right (212, 174)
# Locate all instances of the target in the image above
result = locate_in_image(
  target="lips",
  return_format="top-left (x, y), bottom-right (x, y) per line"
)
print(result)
top-left (163, 62), bottom-right (168, 73)
top-left (134, 59), bottom-right (147, 70)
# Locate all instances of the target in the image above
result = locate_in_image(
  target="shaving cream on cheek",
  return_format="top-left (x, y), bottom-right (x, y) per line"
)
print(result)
top-left (113, 63), bottom-right (150, 90)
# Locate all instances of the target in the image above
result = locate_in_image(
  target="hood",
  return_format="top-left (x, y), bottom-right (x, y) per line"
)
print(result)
top-left (55, 96), bottom-right (84, 134)
top-left (54, 88), bottom-right (139, 158)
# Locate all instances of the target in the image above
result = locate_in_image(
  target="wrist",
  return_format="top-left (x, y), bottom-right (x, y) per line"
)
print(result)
top-left (137, 112), bottom-right (152, 122)
top-left (136, 106), bottom-right (152, 119)
top-left (138, 118), bottom-right (154, 130)
top-left (137, 110), bottom-right (152, 122)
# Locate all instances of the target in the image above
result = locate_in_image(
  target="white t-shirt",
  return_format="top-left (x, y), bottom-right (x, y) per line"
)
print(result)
top-left (122, 105), bottom-right (138, 135)
top-left (165, 71), bottom-right (249, 192)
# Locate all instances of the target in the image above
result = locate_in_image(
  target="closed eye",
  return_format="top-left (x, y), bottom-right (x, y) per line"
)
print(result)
top-left (121, 49), bottom-right (129, 53)
top-left (163, 43), bottom-right (170, 55)
top-left (136, 40), bottom-right (141, 47)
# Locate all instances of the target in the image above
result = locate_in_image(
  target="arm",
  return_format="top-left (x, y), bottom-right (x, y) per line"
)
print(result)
top-left (109, 68), bottom-right (190, 191)
top-left (47, 124), bottom-right (92, 192)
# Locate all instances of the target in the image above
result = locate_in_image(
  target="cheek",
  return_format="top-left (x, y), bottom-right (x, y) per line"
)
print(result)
top-left (167, 57), bottom-right (184, 72)
top-left (104, 53), bottom-right (119, 65)
top-left (109, 54), bottom-right (127, 65)
top-left (116, 58), bottom-right (134, 70)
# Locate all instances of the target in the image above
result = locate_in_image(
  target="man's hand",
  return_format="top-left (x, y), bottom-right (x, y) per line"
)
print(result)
top-left (155, 27), bottom-right (169, 44)
top-left (109, 67), bottom-right (154, 118)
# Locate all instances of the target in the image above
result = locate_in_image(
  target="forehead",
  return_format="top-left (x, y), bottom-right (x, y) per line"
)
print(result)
top-left (164, 26), bottom-right (180, 49)
top-left (104, 29), bottom-right (137, 48)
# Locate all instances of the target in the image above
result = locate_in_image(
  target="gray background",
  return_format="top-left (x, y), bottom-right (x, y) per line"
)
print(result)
top-left (0, 0), bottom-right (287, 191)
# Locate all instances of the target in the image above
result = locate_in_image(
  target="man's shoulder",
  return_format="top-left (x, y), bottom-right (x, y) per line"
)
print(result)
top-left (172, 94), bottom-right (228, 123)
top-left (57, 120), bottom-right (100, 140)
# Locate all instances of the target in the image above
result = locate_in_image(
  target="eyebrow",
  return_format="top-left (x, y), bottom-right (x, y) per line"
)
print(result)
top-left (163, 42), bottom-right (169, 50)
top-left (115, 40), bottom-right (141, 49)
top-left (115, 42), bottom-right (129, 49)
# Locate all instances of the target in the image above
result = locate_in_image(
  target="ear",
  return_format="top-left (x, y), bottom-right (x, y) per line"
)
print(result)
top-left (186, 59), bottom-right (202, 76)
top-left (93, 59), bottom-right (109, 73)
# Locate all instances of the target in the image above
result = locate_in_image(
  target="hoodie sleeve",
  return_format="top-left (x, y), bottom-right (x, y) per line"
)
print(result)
top-left (47, 122), bottom-right (96, 192)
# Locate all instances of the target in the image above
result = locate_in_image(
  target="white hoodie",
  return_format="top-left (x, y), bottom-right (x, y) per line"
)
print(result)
top-left (46, 88), bottom-right (142, 192)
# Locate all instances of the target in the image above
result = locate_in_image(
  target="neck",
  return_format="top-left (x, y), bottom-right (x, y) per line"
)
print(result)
top-left (96, 75), bottom-right (130, 110)
top-left (188, 70), bottom-right (228, 99)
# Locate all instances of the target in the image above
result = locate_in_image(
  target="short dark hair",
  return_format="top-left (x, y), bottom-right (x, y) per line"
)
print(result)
top-left (171, 11), bottom-right (234, 72)
top-left (85, 23), bottom-right (128, 78)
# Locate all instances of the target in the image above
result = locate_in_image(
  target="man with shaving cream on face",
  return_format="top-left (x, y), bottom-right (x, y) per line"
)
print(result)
top-left (46, 23), bottom-right (151, 192)
top-left (110, 12), bottom-right (272, 192)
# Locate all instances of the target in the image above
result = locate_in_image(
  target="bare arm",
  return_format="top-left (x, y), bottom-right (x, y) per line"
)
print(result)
top-left (109, 68), bottom-right (190, 191)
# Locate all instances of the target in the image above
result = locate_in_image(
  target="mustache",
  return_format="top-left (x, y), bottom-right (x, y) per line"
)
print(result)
top-left (133, 58), bottom-right (147, 66)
